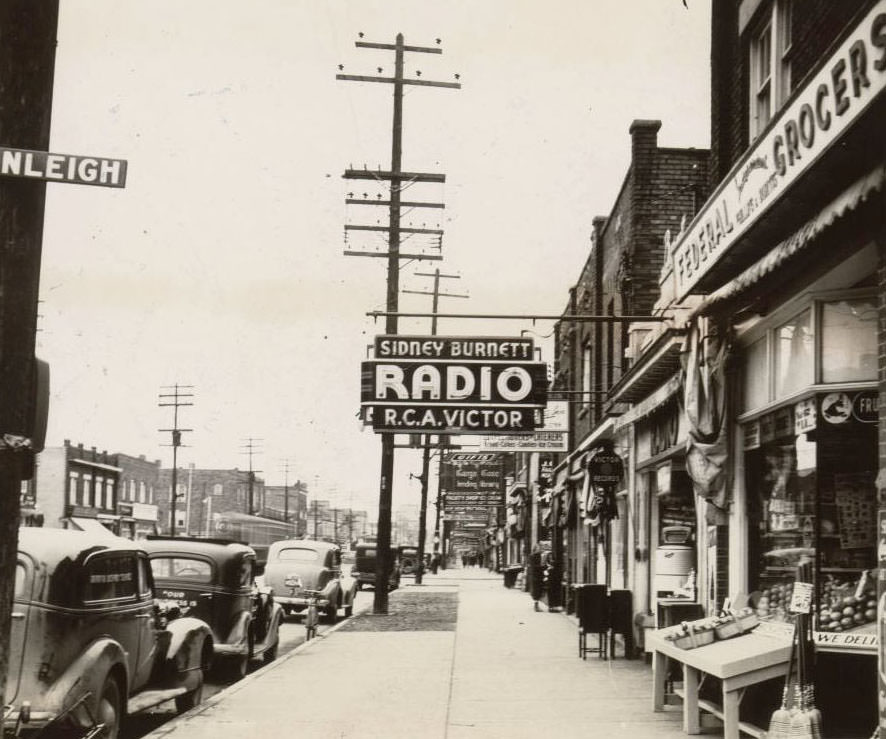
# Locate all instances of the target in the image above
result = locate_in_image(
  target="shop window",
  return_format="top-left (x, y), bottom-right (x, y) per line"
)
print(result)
top-left (748, 0), bottom-right (793, 139)
top-left (742, 336), bottom-right (769, 412)
top-left (821, 297), bottom-right (877, 382)
top-left (774, 308), bottom-right (813, 398)
top-left (746, 417), bottom-right (876, 630)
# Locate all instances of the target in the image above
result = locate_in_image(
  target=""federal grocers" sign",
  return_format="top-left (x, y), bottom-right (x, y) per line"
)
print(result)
top-left (672, 1), bottom-right (886, 300)
top-left (361, 335), bottom-right (547, 433)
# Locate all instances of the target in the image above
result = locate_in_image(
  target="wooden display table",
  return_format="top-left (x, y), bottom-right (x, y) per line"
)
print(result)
top-left (648, 627), bottom-right (792, 739)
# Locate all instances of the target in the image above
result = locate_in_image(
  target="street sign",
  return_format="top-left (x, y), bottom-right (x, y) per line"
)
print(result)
top-left (0, 146), bottom-right (127, 187)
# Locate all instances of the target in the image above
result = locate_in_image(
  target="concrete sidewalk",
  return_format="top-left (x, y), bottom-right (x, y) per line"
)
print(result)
top-left (146, 568), bottom-right (688, 738)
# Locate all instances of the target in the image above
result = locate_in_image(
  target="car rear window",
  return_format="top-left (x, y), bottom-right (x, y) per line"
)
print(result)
top-left (150, 557), bottom-right (213, 583)
top-left (275, 547), bottom-right (320, 563)
top-left (84, 554), bottom-right (138, 602)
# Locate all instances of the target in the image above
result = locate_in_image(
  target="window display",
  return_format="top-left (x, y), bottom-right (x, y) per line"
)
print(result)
top-left (746, 395), bottom-right (877, 636)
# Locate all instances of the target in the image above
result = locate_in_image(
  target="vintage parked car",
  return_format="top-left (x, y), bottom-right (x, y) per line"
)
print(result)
top-left (398, 545), bottom-right (419, 576)
top-left (351, 542), bottom-right (401, 591)
top-left (141, 537), bottom-right (283, 680)
top-left (4, 528), bottom-right (213, 739)
top-left (263, 539), bottom-right (357, 623)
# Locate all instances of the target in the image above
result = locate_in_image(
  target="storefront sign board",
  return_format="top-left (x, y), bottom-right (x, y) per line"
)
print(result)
top-left (794, 397), bottom-right (817, 435)
top-left (477, 401), bottom-right (568, 452)
top-left (743, 420), bottom-right (761, 450)
top-left (672, 1), bottom-right (886, 300)
top-left (374, 334), bottom-right (534, 361)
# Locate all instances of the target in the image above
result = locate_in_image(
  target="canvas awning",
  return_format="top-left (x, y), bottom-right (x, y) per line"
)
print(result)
top-left (67, 516), bottom-right (120, 539)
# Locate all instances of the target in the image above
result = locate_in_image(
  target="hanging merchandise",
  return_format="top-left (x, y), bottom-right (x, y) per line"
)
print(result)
top-left (767, 619), bottom-right (798, 739)
top-left (790, 560), bottom-right (823, 739)
top-left (682, 320), bottom-right (731, 516)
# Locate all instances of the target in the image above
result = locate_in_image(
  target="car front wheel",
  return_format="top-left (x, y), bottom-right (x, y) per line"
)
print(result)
top-left (96, 675), bottom-right (122, 739)
top-left (175, 672), bottom-right (204, 713)
top-left (325, 603), bottom-right (338, 624)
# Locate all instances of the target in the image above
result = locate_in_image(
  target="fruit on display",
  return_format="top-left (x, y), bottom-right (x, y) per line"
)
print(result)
top-left (756, 581), bottom-right (794, 620)
top-left (816, 578), bottom-right (877, 632)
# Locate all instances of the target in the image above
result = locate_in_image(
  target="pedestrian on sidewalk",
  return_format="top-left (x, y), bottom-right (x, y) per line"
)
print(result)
top-left (528, 545), bottom-right (544, 611)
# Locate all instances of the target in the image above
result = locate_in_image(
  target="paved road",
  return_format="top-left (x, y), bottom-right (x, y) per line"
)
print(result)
top-left (123, 590), bottom-right (372, 739)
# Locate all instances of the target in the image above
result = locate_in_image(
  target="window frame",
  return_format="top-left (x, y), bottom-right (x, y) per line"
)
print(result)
top-left (738, 286), bottom-right (877, 417)
top-left (748, 0), bottom-right (793, 139)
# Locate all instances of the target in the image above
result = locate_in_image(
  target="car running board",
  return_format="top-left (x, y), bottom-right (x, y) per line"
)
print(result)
top-left (127, 687), bottom-right (189, 714)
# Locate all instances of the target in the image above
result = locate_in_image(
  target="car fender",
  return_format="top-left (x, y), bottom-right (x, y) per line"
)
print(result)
top-left (259, 602), bottom-right (283, 651)
top-left (165, 617), bottom-right (213, 689)
top-left (222, 609), bottom-right (252, 651)
top-left (322, 580), bottom-right (340, 604)
top-left (43, 638), bottom-right (128, 722)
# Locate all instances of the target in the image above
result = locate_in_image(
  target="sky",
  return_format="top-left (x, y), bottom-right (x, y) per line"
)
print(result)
top-left (38, 0), bottom-right (711, 516)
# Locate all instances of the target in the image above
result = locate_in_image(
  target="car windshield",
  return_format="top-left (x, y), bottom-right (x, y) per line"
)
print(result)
top-left (275, 547), bottom-right (321, 563)
top-left (150, 557), bottom-right (213, 583)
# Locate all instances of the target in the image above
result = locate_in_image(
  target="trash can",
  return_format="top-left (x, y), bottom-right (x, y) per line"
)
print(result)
top-left (503, 565), bottom-right (523, 588)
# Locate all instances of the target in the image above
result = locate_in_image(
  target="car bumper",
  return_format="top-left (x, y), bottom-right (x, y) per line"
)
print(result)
top-left (275, 594), bottom-right (330, 609)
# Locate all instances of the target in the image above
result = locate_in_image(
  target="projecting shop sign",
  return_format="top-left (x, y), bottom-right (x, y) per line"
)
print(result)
top-left (0, 146), bottom-right (127, 187)
top-left (361, 336), bottom-right (547, 433)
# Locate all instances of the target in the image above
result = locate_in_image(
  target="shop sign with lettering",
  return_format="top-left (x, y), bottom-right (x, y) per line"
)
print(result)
top-left (794, 397), bottom-right (817, 435)
top-left (852, 390), bottom-right (878, 423)
top-left (672, 1), bottom-right (886, 300)
top-left (743, 420), bottom-right (761, 450)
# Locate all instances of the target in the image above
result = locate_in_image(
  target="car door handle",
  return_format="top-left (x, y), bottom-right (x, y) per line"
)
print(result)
top-left (135, 614), bottom-right (152, 619)
top-left (11, 612), bottom-right (24, 620)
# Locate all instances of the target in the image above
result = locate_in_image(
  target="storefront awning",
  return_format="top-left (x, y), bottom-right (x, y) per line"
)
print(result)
top-left (696, 164), bottom-right (886, 317)
top-left (67, 517), bottom-right (120, 538)
top-left (608, 328), bottom-right (685, 405)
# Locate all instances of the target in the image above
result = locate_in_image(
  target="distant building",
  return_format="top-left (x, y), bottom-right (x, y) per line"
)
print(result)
top-left (158, 467), bottom-right (264, 537)
top-left (32, 440), bottom-right (160, 538)
top-left (264, 483), bottom-right (308, 537)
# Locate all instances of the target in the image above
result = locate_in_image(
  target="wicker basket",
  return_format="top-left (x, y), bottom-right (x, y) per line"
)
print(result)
top-left (669, 623), bottom-right (717, 650)
top-left (714, 612), bottom-right (759, 640)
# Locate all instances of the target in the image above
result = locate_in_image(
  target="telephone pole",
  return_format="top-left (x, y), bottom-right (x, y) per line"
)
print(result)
top-left (159, 384), bottom-right (194, 538)
top-left (404, 269), bottom-right (466, 584)
top-left (0, 1), bottom-right (59, 703)
top-left (338, 33), bottom-right (459, 613)
top-left (281, 458), bottom-right (293, 526)
top-left (240, 438), bottom-right (263, 515)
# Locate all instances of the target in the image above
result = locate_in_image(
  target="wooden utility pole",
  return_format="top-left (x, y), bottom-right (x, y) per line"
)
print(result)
top-left (159, 384), bottom-right (194, 537)
top-left (338, 33), bottom-right (459, 613)
top-left (403, 269), bottom-right (466, 584)
top-left (240, 437), bottom-right (263, 515)
top-left (0, 2), bottom-right (59, 701)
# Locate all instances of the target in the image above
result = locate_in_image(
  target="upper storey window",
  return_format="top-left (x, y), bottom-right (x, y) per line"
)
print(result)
top-left (749, 0), bottom-right (793, 139)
